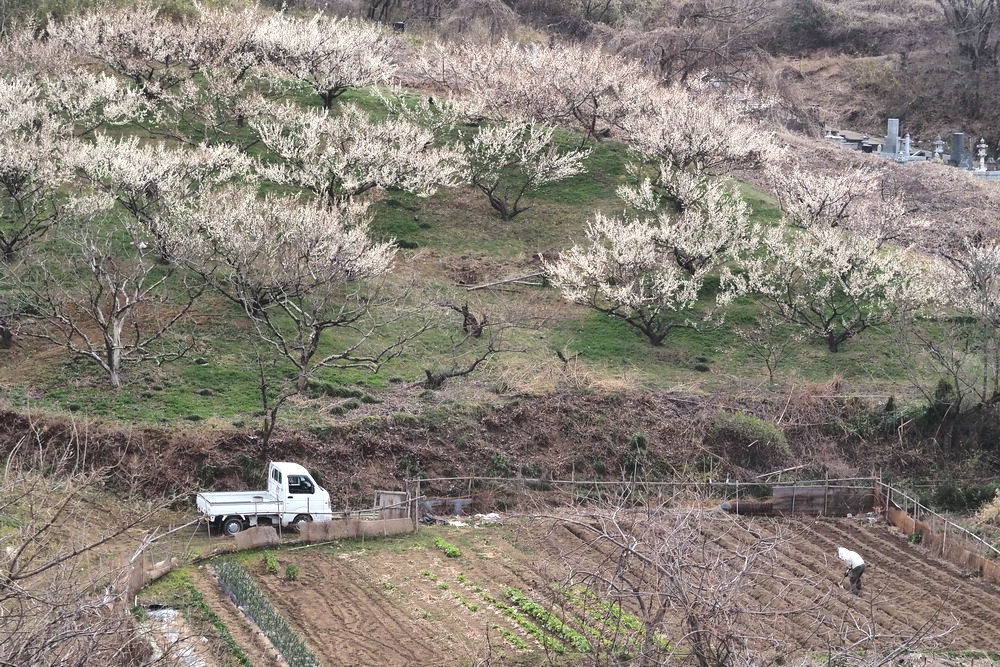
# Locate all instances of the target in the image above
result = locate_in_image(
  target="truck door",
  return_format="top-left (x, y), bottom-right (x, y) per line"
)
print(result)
top-left (282, 474), bottom-right (317, 521)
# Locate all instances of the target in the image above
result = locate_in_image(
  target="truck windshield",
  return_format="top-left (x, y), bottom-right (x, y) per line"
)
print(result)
top-left (287, 475), bottom-right (314, 495)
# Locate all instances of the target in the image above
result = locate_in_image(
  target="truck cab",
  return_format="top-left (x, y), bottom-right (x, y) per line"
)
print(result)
top-left (268, 461), bottom-right (329, 525)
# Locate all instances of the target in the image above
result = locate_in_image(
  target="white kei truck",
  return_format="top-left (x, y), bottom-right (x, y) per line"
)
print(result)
top-left (196, 461), bottom-right (332, 536)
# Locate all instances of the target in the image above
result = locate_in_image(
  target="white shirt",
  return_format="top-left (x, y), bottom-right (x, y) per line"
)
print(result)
top-left (837, 547), bottom-right (864, 568)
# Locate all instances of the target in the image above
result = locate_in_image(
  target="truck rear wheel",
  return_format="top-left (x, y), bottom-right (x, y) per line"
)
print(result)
top-left (221, 517), bottom-right (245, 536)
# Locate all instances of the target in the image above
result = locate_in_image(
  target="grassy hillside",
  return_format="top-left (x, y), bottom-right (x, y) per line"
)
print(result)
top-left (0, 123), bottom-right (919, 429)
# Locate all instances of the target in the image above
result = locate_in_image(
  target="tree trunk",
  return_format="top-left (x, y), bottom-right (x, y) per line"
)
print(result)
top-left (826, 331), bottom-right (840, 353)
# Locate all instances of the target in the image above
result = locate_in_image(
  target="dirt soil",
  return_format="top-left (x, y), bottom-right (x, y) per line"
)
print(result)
top-left (186, 565), bottom-right (287, 667)
top-left (195, 514), bottom-right (1000, 666)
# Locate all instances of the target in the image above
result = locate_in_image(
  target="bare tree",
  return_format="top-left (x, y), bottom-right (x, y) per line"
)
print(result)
top-left (735, 312), bottom-right (802, 383)
top-left (0, 444), bottom-right (163, 666)
top-left (610, 0), bottom-right (775, 85)
top-left (935, 0), bottom-right (1000, 73)
top-left (19, 216), bottom-right (203, 388)
top-left (531, 498), bottom-right (806, 666)
top-left (421, 294), bottom-right (549, 388)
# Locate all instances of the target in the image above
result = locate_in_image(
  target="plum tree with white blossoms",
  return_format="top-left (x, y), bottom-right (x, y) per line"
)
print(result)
top-left (0, 78), bottom-right (77, 261)
top-left (252, 101), bottom-right (463, 204)
top-left (544, 179), bottom-right (753, 346)
top-left (0, 70), bottom-right (146, 262)
top-left (75, 135), bottom-right (253, 262)
top-left (418, 40), bottom-right (655, 140)
top-left (737, 225), bottom-right (928, 353)
top-left (183, 188), bottom-right (401, 388)
top-left (543, 80), bottom-right (767, 346)
top-left (42, 70), bottom-right (151, 136)
top-left (768, 160), bottom-right (918, 244)
top-left (732, 164), bottom-right (931, 353)
top-left (621, 84), bottom-right (773, 175)
top-left (465, 122), bottom-right (591, 220)
top-left (179, 188), bottom-right (408, 452)
top-left (616, 84), bottom-right (775, 218)
top-left (254, 12), bottom-right (396, 110)
top-left (48, 5), bottom-right (197, 102)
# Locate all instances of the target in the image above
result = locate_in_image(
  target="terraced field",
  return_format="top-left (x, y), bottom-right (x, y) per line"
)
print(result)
top-left (175, 512), bottom-right (1000, 665)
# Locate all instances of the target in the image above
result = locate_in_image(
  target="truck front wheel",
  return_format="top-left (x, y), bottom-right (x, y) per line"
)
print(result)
top-left (221, 517), bottom-right (245, 536)
top-left (292, 514), bottom-right (313, 530)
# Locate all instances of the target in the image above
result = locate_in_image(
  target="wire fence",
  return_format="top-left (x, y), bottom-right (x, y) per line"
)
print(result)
top-left (879, 482), bottom-right (1000, 583)
top-left (405, 475), bottom-right (881, 517)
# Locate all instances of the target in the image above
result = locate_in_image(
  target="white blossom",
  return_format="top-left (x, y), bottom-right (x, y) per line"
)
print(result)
top-left (732, 222), bottom-right (932, 353)
top-left (48, 6), bottom-right (195, 99)
top-left (0, 81), bottom-right (85, 258)
top-left (254, 12), bottom-right (396, 109)
top-left (188, 189), bottom-right (394, 300)
top-left (182, 187), bottom-right (397, 389)
top-left (42, 70), bottom-right (151, 132)
top-left (620, 84), bottom-right (776, 175)
top-left (544, 187), bottom-right (753, 346)
top-left (416, 40), bottom-right (656, 139)
top-left (465, 122), bottom-right (590, 220)
top-left (252, 102), bottom-right (463, 202)
top-left (767, 158), bottom-right (925, 245)
top-left (75, 136), bottom-right (254, 260)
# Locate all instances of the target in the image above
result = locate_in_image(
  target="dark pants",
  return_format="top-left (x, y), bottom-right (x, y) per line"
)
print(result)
top-left (848, 564), bottom-right (865, 594)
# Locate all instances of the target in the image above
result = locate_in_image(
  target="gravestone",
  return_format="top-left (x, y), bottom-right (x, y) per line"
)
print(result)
top-left (885, 118), bottom-right (900, 156)
top-left (950, 132), bottom-right (965, 167)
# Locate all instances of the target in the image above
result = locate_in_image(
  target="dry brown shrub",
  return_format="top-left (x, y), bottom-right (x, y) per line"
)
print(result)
top-left (979, 489), bottom-right (1000, 526)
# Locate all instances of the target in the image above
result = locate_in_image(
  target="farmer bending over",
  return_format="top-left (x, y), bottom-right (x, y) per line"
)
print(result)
top-left (837, 547), bottom-right (865, 595)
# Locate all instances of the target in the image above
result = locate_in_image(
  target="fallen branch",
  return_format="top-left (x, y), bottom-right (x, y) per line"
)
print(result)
top-left (466, 272), bottom-right (546, 291)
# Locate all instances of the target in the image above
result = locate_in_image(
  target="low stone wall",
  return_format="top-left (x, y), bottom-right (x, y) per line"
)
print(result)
top-left (127, 518), bottom-right (415, 597)
top-left (235, 525), bottom-right (281, 550)
top-left (297, 517), bottom-right (414, 542)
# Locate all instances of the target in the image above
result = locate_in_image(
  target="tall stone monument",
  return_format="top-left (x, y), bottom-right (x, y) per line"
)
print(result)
top-left (950, 132), bottom-right (965, 167)
top-left (885, 118), bottom-right (900, 157)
